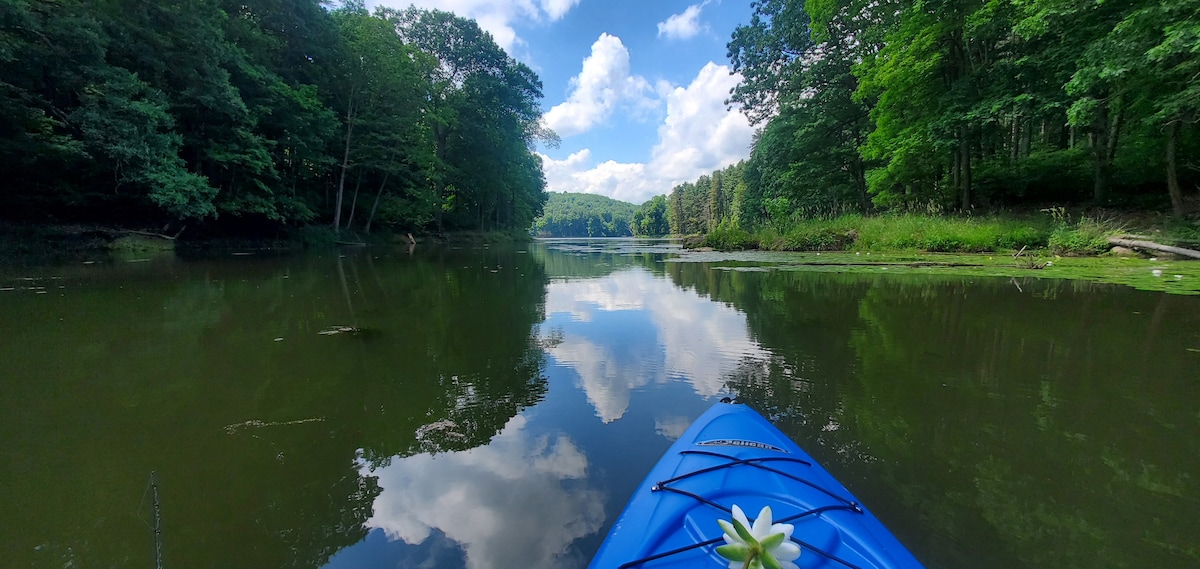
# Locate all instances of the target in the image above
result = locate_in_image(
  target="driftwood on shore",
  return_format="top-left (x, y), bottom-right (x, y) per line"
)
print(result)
top-left (1116, 234), bottom-right (1200, 247)
top-left (1107, 237), bottom-right (1200, 260)
top-left (100, 225), bottom-right (187, 240)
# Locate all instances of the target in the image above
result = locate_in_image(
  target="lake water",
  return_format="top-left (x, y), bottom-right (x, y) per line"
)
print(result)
top-left (2, 239), bottom-right (1198, 569)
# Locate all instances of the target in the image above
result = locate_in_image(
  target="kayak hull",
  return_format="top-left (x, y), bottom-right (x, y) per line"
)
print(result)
top-left (589, 402), bottom-right (923, 569)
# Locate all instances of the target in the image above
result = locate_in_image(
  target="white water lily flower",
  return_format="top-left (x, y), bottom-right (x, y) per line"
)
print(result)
top-left (716, 505), bottom-right (801, 569)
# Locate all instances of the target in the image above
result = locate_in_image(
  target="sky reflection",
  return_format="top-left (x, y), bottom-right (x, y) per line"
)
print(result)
top-left (352, 414), bottom-right (605, 569)
top-left (542, 267), bottom-right (767, 422)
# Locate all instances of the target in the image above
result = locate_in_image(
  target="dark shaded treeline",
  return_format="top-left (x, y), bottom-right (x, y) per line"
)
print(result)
top-left (668, 0), bottom-right (1200, 234)
top-left (0, 0), bottom-right (551, 235)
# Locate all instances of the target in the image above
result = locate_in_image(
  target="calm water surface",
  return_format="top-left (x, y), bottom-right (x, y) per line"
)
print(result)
top-left (2, 239), bottom-right (1198, 569)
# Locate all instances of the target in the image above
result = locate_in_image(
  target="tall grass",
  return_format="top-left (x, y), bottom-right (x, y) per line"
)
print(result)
top-left (1047, 215), bottom-right (1124, 255)
top-left (853, 215), bottom-right (1048, 252)
top-left (704, 214), bottom-right (1053, 253)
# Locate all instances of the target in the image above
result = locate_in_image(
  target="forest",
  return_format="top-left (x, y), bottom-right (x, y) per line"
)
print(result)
top-left (533, 192), bottom-right (635, 237)
top-left (0, 0), bottom-right (551, 236)
top-left (532, 192), bottom-right (673, 237)
top-left (664, 0), bottom-right (1200, 236)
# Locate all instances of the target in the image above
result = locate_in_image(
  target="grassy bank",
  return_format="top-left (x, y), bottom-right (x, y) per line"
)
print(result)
top-left (700, 212), bottom-right (1200, 256)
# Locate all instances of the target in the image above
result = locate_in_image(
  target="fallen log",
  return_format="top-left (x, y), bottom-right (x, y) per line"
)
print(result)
top-left (1117, 234), bottom-right (1200, 247)
top-left (102, 225), bottom-right (187, 240)
top-left (1107, 237), bottom-right (1200, 260)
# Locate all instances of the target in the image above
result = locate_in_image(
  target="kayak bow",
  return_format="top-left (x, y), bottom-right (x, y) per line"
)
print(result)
top-left (589, 402), bottom-right (923, 569)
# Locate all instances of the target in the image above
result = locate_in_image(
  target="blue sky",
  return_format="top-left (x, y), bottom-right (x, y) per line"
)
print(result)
top-left (369, 1), bottom-right (758, 205)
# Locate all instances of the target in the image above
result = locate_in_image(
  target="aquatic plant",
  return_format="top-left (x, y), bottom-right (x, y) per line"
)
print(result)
top-left (716, 505), bottom-right (801, 569)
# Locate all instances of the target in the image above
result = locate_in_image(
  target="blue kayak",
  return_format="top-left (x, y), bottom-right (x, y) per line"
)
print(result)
top-left (589, 402), bottom-right (924, 569)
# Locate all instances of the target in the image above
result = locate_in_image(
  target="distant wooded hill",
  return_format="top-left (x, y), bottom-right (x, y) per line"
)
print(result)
top-left (532, 193), bottom-right (638, 237)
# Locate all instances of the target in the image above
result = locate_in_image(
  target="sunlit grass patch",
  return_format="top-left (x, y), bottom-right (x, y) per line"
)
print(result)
top-left (1047, 215), bottom-right (1125, 256)
top-left (732, 214), bottom-right (1052, 253)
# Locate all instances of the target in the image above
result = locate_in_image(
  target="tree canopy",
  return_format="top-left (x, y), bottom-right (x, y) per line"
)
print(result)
top-left (532, 192), bottom-right (637, 237)
top-left (665, 162), bottom-right (747, 235)
top-left (712, 0), bottom-right (1200, 229)
top-left (0, 0), bottom-right (550, 234)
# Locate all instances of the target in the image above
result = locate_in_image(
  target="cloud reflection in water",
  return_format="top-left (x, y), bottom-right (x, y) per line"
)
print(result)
top-left (543, 268), bottom-right (767, 422)
top-left (359, 414), bottom-right (604, 569)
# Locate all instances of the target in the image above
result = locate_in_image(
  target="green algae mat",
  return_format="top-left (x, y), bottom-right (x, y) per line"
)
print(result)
top-left (669, 250), bottom-right (1200, 296)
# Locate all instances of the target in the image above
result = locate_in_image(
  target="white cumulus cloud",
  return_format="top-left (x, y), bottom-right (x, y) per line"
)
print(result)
top-left (539, 62), bottom-right (755, 205)
top-left (657, 2), bottom-right (710, 40)
top-left (539, 0), bottom-right (579, 20)
top-left (538, 150), bottom-right (654, 204)
top-left (370, 0), bottom-right (581, 53)
top-left (543, 34), bottom-right (656, 138)
top-left (648, 61), bottom-right (754, 181)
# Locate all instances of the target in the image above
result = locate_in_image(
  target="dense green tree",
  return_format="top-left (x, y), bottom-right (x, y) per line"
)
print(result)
top-left (0, 0), bottom-right (219, 220)
top-left (720, 0), bottom-right (1199, 223)
top-left (532, 192), bottom-right (636, 237)
top-left (661, 162), bottom-right (747, 234)
top-left (1051, 0), bottom-right (1200, 215)
top-left (0, 0), bottom-right (548, 234)
top-left (328, 3), bottom-right (432, 233)
top-left (729, 0), bottom-right (882, 216)
top-left (632, 195), bottom-right (671, 236)
top-left (387, 7), bottom-right (549, 233)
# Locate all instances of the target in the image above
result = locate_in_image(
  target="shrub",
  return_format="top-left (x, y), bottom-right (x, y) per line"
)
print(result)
top-left (702, 223), bottom-right (757, 251)
top-left (1048, 216), bottom-right (1119, 255)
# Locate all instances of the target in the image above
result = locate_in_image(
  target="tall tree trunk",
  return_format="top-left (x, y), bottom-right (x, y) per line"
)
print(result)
top-left (433, 123), bottom-right (447, 233)
top-left (1091, 97), bottom-right (1123, 203)
top-left (960, 127), bottom-right (972, 210)
top-left (365, 173), bottom-right (390, 234)
top-left (952, 150), bottom-right (960, 195)
top-left (1020, 117), bottom-right (1031, 158)
top-left (1108, 97), bottom-right (1124, 165)
top-left (1167, 121), bottom-right (1184, 216)
top-left (1010, 115), bottom-right (1020, 163)
top-left (333, 96), bottom-right (356, 233)
top-left (434, 181), bottom-right (444, 233)
top-left (1090, 103), bottom-right (1109, 203)
top-left (852, 155), bottom-right (871, 215)
top-left (345, 168), bottom-right (363, 230)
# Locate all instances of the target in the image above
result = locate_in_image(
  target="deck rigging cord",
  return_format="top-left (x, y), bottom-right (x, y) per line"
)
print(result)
top-left (617, 450), bottom-right (865, 569)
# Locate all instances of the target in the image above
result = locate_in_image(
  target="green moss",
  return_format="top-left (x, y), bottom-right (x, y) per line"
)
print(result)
top-left (670, 250), bottom-right (1200, 296)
